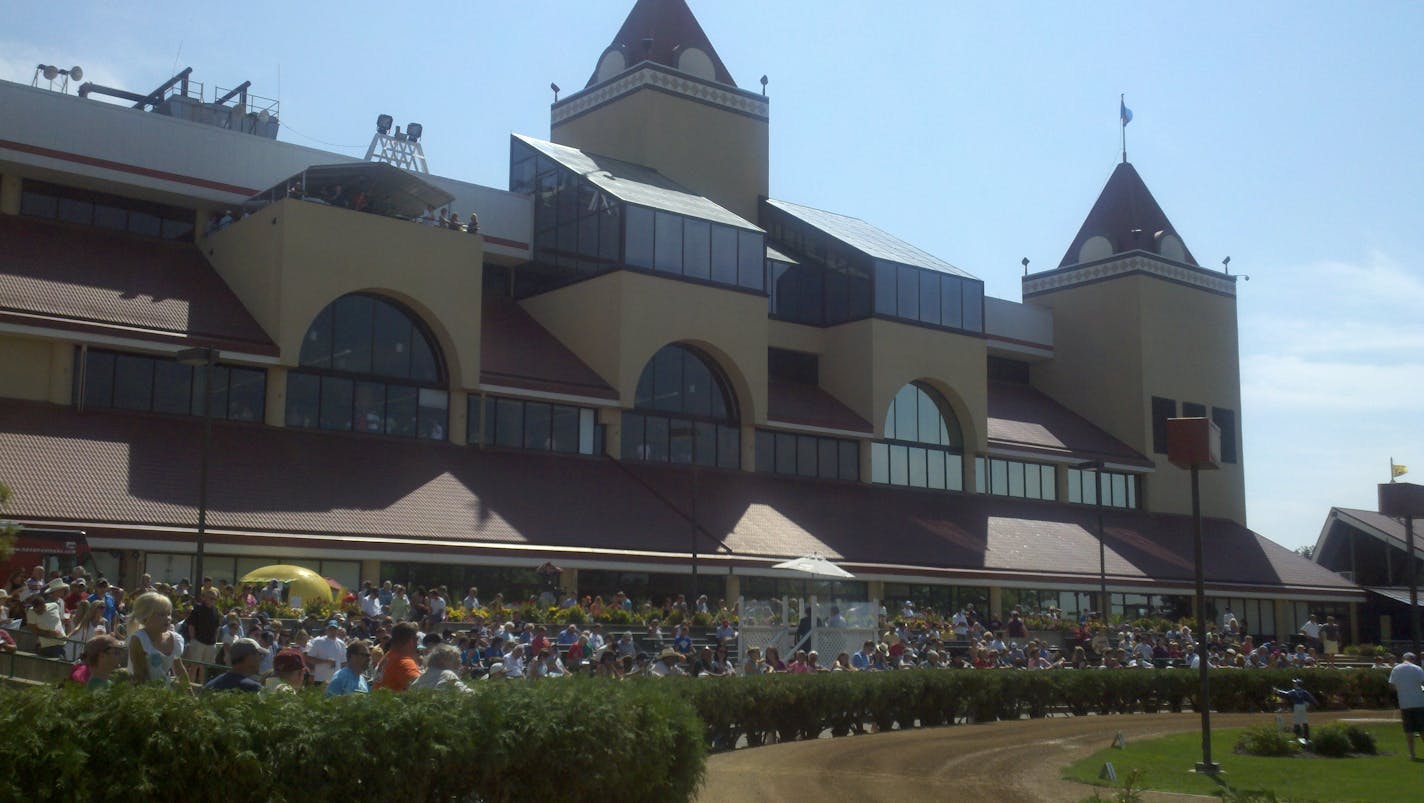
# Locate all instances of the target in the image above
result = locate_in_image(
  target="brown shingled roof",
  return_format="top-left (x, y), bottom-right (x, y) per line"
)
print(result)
top-left (479, 299), bottom-right (617, 401)
top-left (587, 0), bottom-right (736, 87)
top-left (0, 400), bottom-right (1358, 596)
top-left (766, 380), bottom-right (872, 434)
top-left (987, 381), bottom-right (1153, 468)
top-left (0, 216), bottom-right (275, 354)
top-left (1059, 161), bottom-right (1198, 268)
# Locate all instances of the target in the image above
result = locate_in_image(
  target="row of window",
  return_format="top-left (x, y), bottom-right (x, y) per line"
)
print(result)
top-left (870, 442), bottom-right (965, 491)
top-left (78, 349), bottom-right (265, 422)
top-left (20, 180), bottom-right (195, 241)
top-left (872, 261), bottom-right (985, 333)
top-left (620, 412), bottom-right (741, 469)
top-left (472, 395), bottom-right (601, 456)
top-left (1150, 396), bottom-right (1238, 464)
top-left (975, 457), bottom-right (1058, 501)
top-left (754, 430), bottom-right (860, 482)
top-left (1066, 467), bottom-right (1139, 509)
top-left (285, 372), bottom-right (449, 440)
top-left (625, 206), bottom-right (765, 292)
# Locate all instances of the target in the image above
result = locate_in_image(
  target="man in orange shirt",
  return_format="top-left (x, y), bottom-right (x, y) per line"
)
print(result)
top-left (374, 622), bottom-right (421, 692)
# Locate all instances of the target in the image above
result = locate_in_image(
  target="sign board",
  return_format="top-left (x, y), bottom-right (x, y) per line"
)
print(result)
top-left (1379, 482), bottom-right (1424, 518)
top-left (1166, 417), bottom-right (1221, 470)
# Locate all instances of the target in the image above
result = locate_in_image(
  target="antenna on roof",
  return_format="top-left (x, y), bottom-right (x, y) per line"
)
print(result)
top-left (1022, 257), bottom-right (1030, 276)
top-left (760, 75), bottom-right (769, 96)
top-left (551, 82), bottom-right (561, 102)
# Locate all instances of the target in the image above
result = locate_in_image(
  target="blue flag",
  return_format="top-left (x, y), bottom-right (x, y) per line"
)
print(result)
top-left (1120, 99), bottom-right (1133, 127)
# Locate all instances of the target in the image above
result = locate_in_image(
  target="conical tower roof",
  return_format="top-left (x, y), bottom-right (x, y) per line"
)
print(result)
top-left (1059, 162), bottom-right (1197, 267)
top-left (586, 0), bottom-right (736, 88)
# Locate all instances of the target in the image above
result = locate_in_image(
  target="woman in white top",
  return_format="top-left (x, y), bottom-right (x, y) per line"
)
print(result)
top-left (65, 600), bottom-right (107, 662)
top-left (127, 592), bottom-right (189, 689)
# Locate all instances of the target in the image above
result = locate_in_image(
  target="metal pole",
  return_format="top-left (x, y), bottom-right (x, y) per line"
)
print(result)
top-left (1098, 502), bottom-right (1108, 621)
top-left (194, 350), bottom-right (214, 587)
top-left (1408, 515), bottom-right (1420, 660)
top-left (1190, 464), bottom-right (1218, 774)
top-left (690, 467), bottom-right (699, 606)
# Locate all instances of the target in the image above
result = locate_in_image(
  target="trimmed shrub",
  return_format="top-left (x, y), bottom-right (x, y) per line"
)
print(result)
top-left (1342, 723), bottom-right (1378, 754)
top-left (1234, 724), bottom-right (1298, 757)
top-left (0, 680), bottom-right (704, 803)
top-left (1311, 724), bottom-right (1353, 757)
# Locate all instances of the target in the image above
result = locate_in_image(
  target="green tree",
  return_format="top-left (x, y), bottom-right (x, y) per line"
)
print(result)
top-left (1294, 544), bottom-right (1315, 560)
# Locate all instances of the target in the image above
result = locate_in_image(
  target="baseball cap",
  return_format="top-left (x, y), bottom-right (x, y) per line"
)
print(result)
top-left (228, 638), bottom-right (268, 663)
top-left (272, 648), bottom-right (308, 673)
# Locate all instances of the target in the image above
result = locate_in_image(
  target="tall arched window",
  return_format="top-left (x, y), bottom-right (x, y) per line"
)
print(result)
top-left (622, 344), bottom-right (740, 468)
top-left (870, 382), bottom-right (964, 490)
top-left (285, 293), bottom-right (448, 439)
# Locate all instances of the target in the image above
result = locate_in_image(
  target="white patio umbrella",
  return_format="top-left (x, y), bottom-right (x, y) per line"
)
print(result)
top-left (772, 553), bottom-right (855, 579)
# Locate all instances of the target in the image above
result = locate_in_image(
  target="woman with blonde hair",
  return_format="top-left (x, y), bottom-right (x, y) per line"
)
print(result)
top-left (65, 599), bottom-right (107, 662)
top-left (127, 592), bottom-right (189, 689)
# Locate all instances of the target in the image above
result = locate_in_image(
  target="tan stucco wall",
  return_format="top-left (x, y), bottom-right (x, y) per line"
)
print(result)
top-left (205, 199), bottom-right (485, 389)
top-left (0, 171), bottom-right (21, 215)
top-left (552, 88), bottom-right (769, 225)
top-left (521, 271), bottom-right (769, 425)
top-left (1028, 265), bottom-right (1245, 523)
top-left (0, 335), bottom-right (59, 402)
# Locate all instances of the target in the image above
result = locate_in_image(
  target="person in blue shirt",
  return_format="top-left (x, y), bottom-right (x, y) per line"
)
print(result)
top-left (851, 640), bottom-right (876, 671)
top-left (673, 624), bottom-right (694, 657)
top-left (1274, 678), bottom-right (1320, 742)
top-left (326, 640), bottom-right (372, 697)
top-left (203, 638), bottom-right (266, 693)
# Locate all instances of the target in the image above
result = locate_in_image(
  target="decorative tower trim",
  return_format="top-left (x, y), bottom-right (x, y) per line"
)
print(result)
top-left (553, 63), bottom-right (769, 127)
top-left (1023, 253), bottom-right (1237, 299)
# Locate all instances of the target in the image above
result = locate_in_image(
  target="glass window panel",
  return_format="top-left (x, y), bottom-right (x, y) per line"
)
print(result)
top-left (991, 459), bottom-right (1008, 495)
top-left (654, 212), bottom-right (683, 274)
top-left (738, 231), bottom-right (764, 290)
top-left (635, 363), bottom-right (655, 409)
top-left (683, 218), bottom-right (710, 280)
top-left (945, 452), bottom-right (963, 491)
top-left (710, 226), bottom-right (738, 285)
top-left (889, 444), bottom-right (909, 485)
top-left (523, 402), bottom-right (552, 450)
top-left (128, 211), bottom-right (160, 238)
top-left (417, 389), bottom-right (448, 441)
top-left (1008, 461), bottom-right (1026, 497)
top-left (578, 408), bottom-right (596, 455)
top-left (113, 354), bottom-right (154, 411)
top-left (1127, 475), bottom-right (1136, 509)
top-left (371, 300), bottom-right (413, 379)
top-left (917, 389), bottom-right (943, 446)
top-left (797, 436), bottom-right (818, 477)
top-left (918, 270), bottom-right (941, 325)
top-left (93, 204), bottom-right (127, 231)
top-left (926, 449), bottom-right (946, 489)
top-left (386, 385), bottom-right (418, 438)
top-left (717, 425), bottom-right (739, 469)
top-left (1112, 473), bottom-right (1128, 508)
top-left (691, 420), bottom-right (716, 466)
top-left (579, 205), bottom-right (601, 261)
top-left (644, 416), bottom-right (669, 462)
top-left (755, 430), bottom-right (774, 473)
top-left (669, 420), bottom-right (695, 464)
top-left (1025, 463), bottom-right (1041, 498)
top-left (20, 191), bottom-right (58, 218)
top-left (332, 295), bottom-right (374, 374)
top-left (652, 347), bottom-right (683, 413)
top-left (599, 204), bottom-right (621, 265)
top-left (152, 361), bottom-right (193, 415)
top-left (1082, 471), bottom-right (1098, 505)
top-left (871, 442), bottom-right (889, 484)
top-left (775, 432), bottom-right (797, 475)
top-left (227, 367), bottom-right (265, 422)
top-left (621, 413), bottom-right (643, 460)
top-left (975, 456), bottom-right (986, 494)
top-left (57, 197), bottom-right (92, 225)
top-left (197, 366), bottom-right (230, 421)
top-left (625, 206), bottom-right (655, 268)
top-left (82, 351), bottom-right (116, 408)
top-left (839, 441), bottom-right (859, 481)
top-left (874, 261), bottom-right (897, 315)
top-left (1042, 466), bottom-right (1057, 500)
top-left (896, 265), bottom-right (919, 321)
top-left (962, 281), bottom-right (984, 332)
top-left (495, 398), bottom-right (523, 447)
top-left (1099, 473), bottom-right (1112, 507)
top-left (940, 278), bottom-right (963, 330)
top-left (1067, 469), bottom-right (1082, 503)
top-left (300, 305), bottom-right (333, 368)
top-left (285, 372), bottom-right (319, 428)
top-left (551, 405), bottom-right (580, 453)
top-left (818, 439), bottom-right (838, 479)
top-left (319, 376), bottom-right (353, 431)
top-left (353, 381), bottom-right (386, 433)
top-left (906, 447), bottom-right (927, 487)
top-left (893, 385), bottom-right (918, 441)
top-left (683, 350), bottom-right (712, 418)
top-left (161, 218), bottom-right (193, 241)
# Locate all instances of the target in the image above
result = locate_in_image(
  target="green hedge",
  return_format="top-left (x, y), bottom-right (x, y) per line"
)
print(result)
top-left (678, 668), bottom-right (1395, 751)
top-left (0, 681), bottom-right (704, 803)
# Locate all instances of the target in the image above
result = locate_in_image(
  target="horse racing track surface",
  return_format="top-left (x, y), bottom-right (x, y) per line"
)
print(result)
top-left (697, 710), bottom-right (1391, 802)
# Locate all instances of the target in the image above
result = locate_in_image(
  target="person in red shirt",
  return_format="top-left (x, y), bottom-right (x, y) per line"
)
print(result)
top-left (63, 578), bottom-right (88, 612)
top-left (374, 622), bottom-right (421, 692)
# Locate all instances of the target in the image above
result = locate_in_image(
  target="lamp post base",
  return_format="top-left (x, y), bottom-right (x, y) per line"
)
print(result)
top-left (1193, 762), bottom-right (1222, 775)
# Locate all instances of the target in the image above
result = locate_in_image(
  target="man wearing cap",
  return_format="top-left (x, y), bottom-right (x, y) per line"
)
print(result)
top-left (264, 648), bottom-right (308, 694)
top-left (1388, 652), bottom-right (1424, 760)
top-left (326, 640), bottom-right (372, 696)
top-left (306, 620), bottom-right (347, 686)
top-left (28, 579), bottom-right (69, 658)
top-left (63, 578), bottom-right (88, 611)
top-left (204, 638), bottom-right (267, 693)
top-left (651, 647), bottom-right (687, 677)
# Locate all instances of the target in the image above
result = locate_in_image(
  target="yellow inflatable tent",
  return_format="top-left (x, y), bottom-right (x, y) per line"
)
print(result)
top-left (238, 564), bottom-right (337, 607)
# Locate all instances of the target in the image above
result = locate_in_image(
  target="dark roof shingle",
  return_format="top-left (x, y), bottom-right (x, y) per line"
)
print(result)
top-left (987, 381), bottom-right (1153, 467)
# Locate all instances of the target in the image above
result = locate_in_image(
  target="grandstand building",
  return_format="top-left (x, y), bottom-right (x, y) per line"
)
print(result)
top-left (0, 0), bottom-right (1361, 637)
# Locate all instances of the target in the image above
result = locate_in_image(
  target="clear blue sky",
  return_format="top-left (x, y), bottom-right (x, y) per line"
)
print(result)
top-left (6, 1), bottom-right (1421, 551)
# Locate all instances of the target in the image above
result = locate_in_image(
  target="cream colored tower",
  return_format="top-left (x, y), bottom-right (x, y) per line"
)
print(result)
top-left (550, 0), bottom-right (769, 224)
top-left (1024, 162), bottom-right (1246, 524)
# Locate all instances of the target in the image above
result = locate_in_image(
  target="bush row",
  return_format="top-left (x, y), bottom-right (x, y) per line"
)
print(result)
top-left (0, 681), bottom-right (704, 803)
top-left (676, 668), bottom-right (1395, 750)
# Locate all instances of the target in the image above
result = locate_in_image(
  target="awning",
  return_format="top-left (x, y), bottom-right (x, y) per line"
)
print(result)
top-left (248, 162), bottom-right (455, 219)
top-left (1367, 587), bottom-right (1424, 608)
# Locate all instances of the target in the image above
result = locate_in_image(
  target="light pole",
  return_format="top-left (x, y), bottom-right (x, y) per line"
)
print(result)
top-left (1075, 460), bottom-right (1110, 622)
top-left (1167, 416), bottom-right (1222, 776)
top-left (176, 346), bottom-right (218, 587)
top-left (1379, 481), bottom-right (1424, 659)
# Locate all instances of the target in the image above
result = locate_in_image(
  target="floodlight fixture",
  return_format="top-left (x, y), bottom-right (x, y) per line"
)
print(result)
top-left (405, 123), bottom-right (422, 143)
top-left (42, 65), bottom-right (59, 81)
top-left (551, 82), bottom-right (560, 102)
top-left (376, 114), bottom-right (393, 134)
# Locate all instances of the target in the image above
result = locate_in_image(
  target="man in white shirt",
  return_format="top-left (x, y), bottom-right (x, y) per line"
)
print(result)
top-left (1299, 614), bottom-right (1322, 651)
top-left (1388, 652), bottom-right (1424, 760)
top-left (305, 620), bottom-right (347, 686)
top-left (650, 647), bottom-right (687, 677)
top-left (360, 589), bottom-right (383, 620)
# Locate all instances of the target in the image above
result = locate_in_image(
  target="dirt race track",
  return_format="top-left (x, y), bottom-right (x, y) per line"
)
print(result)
top-left (697, 710), bottom-right (1394, 802)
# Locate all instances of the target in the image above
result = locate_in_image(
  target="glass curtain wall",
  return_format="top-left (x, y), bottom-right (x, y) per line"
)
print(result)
top-left (1067, 467), bottom-right (1140, 509)
top-left (622, 344), bottom-right (740, 469)
top-left (77, 348), bottom-right (265, 422)
top-left (870, 383), bottom-right (964, 491)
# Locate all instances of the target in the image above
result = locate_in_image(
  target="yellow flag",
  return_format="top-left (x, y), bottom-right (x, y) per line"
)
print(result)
top-left (1393, 463), bottom-right (1409, 479)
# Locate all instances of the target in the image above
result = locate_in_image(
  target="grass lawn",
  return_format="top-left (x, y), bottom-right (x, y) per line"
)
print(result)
top-left (1063, 720), bottom-right (1418, 802)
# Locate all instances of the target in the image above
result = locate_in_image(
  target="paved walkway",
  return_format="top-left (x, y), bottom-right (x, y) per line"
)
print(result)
top-left (697, 710), bottom-right (1395, 802)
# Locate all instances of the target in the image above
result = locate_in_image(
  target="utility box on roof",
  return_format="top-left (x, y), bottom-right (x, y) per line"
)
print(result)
top-left (1166, 417), bottom-right (1221, 470)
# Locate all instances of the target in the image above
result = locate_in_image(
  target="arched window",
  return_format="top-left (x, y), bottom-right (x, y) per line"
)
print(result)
top-left (870, 382), bottom-right (964, 490)
top-left (622, 344), bottom-right (739, 468)
top-left (285, 293), bottom-right (448, 439)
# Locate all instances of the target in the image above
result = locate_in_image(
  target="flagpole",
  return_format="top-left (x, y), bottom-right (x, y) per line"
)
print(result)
top-left (1121, 93), bottom-right (1127, 163)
